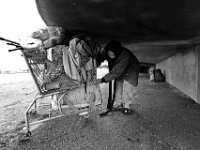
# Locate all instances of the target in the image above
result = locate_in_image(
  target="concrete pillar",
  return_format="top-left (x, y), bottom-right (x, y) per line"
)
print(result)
top-left (197, 45), bottom-right (200, 103)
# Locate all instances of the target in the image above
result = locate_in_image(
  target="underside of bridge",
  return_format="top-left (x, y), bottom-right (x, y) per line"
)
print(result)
top-left (35, 0), bottom-right (200, 103)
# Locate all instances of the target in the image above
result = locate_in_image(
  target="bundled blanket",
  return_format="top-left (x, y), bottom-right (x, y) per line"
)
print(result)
top-left (31, 26), bottom-right (66, 49)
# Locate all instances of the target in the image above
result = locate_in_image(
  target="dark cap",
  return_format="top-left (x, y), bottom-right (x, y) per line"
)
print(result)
top-left (105, 40), bottom-right (122, 56)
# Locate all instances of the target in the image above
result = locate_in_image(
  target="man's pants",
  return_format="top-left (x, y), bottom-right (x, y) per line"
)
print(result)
top-left (112, 78), bottom-right (137, 109)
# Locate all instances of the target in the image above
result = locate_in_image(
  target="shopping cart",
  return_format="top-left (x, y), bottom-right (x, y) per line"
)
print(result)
top-left (0, 37), bottom-right (102, 140)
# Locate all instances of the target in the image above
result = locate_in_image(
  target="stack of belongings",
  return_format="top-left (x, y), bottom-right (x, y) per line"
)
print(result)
top-left (29, 26), bottom-right (102, 110)
top-left (153, 69), bottom-right (165, 82)
top-left (61, 37), bottom-right (102, 110)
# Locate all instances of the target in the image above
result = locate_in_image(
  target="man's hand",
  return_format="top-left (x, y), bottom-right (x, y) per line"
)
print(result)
top-left (96, 79), bottom-right (102, 84)
top-left (96, 78), bottom-right (106, 84)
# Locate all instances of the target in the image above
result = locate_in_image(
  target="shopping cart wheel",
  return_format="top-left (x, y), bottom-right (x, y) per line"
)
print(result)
top-left (18, 131), bottom-right (31, 142)
top-left (99, 109), bottom-right (112, 117)
top-left (26, 131), bottom-right (32, 137)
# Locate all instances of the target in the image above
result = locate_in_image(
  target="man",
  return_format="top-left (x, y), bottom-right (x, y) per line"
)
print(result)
top-left (68, 36), bottom-right (140, 115)
top-left (99, 40), bottom-right (140, 115)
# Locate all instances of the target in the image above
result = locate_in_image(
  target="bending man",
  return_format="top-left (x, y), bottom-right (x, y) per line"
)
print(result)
top-left (100, 40), bottom-right (140, 115)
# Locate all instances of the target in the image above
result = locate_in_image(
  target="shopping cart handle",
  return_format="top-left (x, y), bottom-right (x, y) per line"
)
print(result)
top-left (0, 36), bottom-right (20, 45)
top-left (7, 42), bottom-right (21, 47)
top-left (8, 48), bottom-right (23, 52)
top-left (0, 37), bottom-right (6, 41)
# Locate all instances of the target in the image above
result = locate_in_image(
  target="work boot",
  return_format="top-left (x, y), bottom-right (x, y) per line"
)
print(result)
top-left (99, 108), bottom-right (112, 117)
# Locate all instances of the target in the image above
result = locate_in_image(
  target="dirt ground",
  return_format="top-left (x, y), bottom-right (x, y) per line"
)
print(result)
top-left (1, 73), bottom-right (200, 150)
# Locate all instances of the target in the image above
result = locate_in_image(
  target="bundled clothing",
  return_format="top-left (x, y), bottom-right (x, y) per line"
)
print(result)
top-left (62, 38), bottom-right (99, 82)
top-left (32, 26), bottom-right (66, 49)
top-left (75, 38), bottom-right (103, 67)
top-left (62, 44), bottom-right (82, 81)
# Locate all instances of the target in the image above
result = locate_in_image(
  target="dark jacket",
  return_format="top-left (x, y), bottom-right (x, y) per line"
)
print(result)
top-left (103, 47), bottom-right (140, 86)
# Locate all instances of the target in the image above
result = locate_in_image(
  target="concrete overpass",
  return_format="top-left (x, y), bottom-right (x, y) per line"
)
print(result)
top-left (35, 0), bottom-right (200, 103)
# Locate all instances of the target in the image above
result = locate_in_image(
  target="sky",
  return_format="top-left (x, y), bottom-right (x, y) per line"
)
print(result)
top-left (0, 0), bottom-right (46, 72)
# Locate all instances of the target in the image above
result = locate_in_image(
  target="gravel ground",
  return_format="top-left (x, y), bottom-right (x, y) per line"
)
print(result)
top-left (1, 75), bottom-right (200, 150)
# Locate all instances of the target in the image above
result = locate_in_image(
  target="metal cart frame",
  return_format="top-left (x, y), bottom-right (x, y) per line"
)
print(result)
top-left (0, 37), bottom-right (101, 139)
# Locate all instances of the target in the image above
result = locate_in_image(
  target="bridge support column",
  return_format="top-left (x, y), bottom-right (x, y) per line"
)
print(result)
top-left (197, 45), bottom-right (200, 103)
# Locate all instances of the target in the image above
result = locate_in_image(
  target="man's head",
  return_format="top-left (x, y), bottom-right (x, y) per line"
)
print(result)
top-left (105, 40), bottom-right (122, 59)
